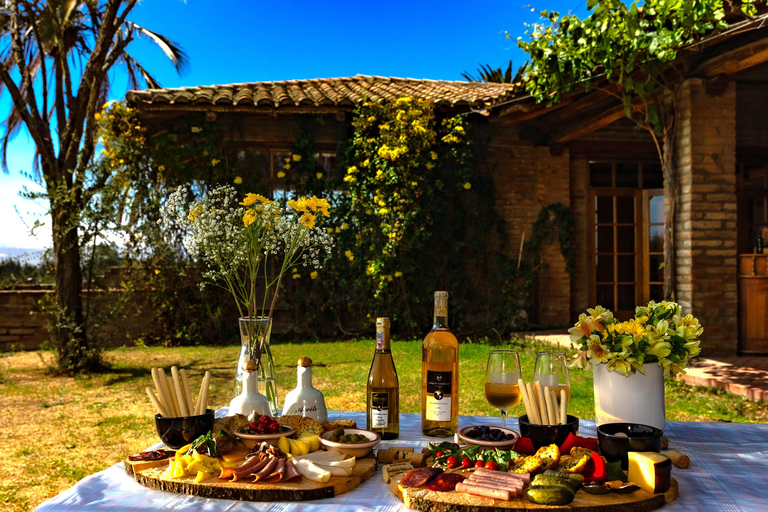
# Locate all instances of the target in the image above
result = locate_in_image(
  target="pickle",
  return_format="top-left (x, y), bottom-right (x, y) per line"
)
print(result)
top-left (544, 469), bottom-right (585, 485)
top-left (525, 486), bottom-right (575, 505)
top-left (532, 475), bottom-right (580, 492)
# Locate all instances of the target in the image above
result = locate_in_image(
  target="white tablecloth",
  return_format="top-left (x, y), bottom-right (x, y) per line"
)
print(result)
top-left (34, 410), bottom-right (768, 511)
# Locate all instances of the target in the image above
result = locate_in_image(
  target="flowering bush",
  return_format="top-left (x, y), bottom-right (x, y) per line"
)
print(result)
top-left (160, 185), bottom-right (333, 366)
top-left (568, 301), bottom-right (702, 377)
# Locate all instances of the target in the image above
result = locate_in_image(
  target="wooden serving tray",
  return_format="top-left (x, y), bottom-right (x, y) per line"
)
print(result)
top-left (391, 475), bottom-right (678, 511)
top-left (129, 456), bottom-right (377, 502)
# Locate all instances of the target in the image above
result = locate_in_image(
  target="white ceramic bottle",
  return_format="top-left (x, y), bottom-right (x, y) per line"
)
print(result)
top-left (282, 357), bottom-right (327, 423)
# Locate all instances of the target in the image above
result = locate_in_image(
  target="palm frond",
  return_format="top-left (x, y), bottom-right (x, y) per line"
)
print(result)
top-left (121, 51), bottom-right (162, 90)
top-left (461, 60), bottom-right (525, 84)
top-left (126, 22), bottom-right (188, 74)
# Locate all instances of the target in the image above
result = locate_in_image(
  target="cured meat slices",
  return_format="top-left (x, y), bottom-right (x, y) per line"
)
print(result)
top-left (474, 468), bottom-right (530, 483)
top-left (455, 481), bottom-right (513, 501)
top-left (424, 473), bottom-right (465, 491)
top-left (400, 467), bottom-right (444, 487)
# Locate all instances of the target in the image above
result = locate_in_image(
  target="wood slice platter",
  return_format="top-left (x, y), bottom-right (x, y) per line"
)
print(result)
top-left (391, 475), bottom-right (678, 512)
top-left (130, 457), bottom-right (377, 502)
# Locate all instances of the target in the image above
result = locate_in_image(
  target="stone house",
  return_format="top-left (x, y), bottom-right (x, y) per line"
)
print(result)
top-left (127, 19), bottom-right (768, 357)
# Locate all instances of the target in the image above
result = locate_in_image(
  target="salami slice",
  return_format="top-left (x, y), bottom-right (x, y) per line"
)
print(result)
top-left (399, 467), bottom-right (443, 487)
top-left (128, 450), bottom-right (175, 461)
top-left (424, 473), bottom-right (466, 491)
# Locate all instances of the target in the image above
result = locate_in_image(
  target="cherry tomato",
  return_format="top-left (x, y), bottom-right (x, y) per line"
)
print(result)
top-left (446, 456), bottom-right (459, 469)
top-left (475, 460), bottom-right (485, 468)
top-left (461, 457), bottom-right (472, 469)
top-left (248, 421), bottom-right (258, 432)
top-left (259, 415), bottom-right (271, 424)
top-left (435, 451), bottom-right (444, 458)
top-left (484, 461), bottom-right (499, 471)
top-left (268, 422), bottom-right (280, 433)
top-left (255, 423), bottom-right (268, 434)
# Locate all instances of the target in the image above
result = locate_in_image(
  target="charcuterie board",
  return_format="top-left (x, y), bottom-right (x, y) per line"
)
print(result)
top-left (129, 456), bottom-right (377, 502)
top-left (391, 474), bottom-right (678, 511)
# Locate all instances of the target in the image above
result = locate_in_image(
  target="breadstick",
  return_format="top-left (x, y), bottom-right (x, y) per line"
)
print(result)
top-left (145, 387), bottom-right (167, 416)
top-left (158, 368), bottom-right (179, 416)
top-left (151, 368), bottom-right (171, 415)
top-left (518, 379), bottom-right (536, 425)
top-left (560, 389), bottom-right (567, 425)
top-left (197, 371), bottom-right (211, 415)
top-left (534, 382), bottom-right (550, 425)
top-left (667, 450), bottom-right (690, 469)
top-left (544, 386), bottom-right (556, 426)
top-left (525, 382), bottom-right (541, 425)
top-left (179, 369), bottom-right (195, 415)
top-left (550, 389), bottom-right (560, 425)
top-left (171, 366), bottom-right (189, 416)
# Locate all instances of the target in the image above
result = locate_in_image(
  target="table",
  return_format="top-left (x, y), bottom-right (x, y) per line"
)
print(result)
top-left (34, 410), bottom-right (768, 512)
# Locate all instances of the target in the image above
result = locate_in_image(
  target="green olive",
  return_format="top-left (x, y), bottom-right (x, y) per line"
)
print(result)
top-left (329, 435), bottom-right (339, 442)
top-left (339, 435), bottom-right (350, 442)
top-left (333, 428), bottom-right (345, 437)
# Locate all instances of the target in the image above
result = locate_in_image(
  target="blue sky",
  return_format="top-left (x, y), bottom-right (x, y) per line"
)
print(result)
top-left (0, 0), bottom-right (589, 251)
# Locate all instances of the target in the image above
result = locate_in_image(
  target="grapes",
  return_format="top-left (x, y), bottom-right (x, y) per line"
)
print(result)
top-left (464, 426), bottom-right (515, 442)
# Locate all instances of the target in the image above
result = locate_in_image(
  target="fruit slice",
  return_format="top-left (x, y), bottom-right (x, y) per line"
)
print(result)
top-left (277, 435), bottom-right (291, 455)
top-left (294, 438), bottom-right (311, 455)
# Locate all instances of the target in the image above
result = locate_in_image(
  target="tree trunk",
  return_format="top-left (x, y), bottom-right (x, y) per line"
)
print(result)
top-left (661, 128), bottom-right (677, 302)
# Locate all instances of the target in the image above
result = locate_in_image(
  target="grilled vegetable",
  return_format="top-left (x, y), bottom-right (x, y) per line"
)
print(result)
top-left (509, 455), bottom-right (543, 474)
top-left (534, 444), bottom-right (561, 471)
top-left (557, 454), bottom-right (589, 473)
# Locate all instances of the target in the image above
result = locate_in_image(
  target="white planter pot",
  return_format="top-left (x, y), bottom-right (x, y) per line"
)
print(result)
top-left (593, 362), bottom-right (666, 430)
top-left (229, 370), bottom-right (272, 417)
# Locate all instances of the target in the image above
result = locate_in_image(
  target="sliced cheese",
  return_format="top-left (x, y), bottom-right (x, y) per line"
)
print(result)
top-left (290, 450), bottom-right (345, 463)
top-left (314, 464), bottom-right (352, 476)
top-left (628, 451), bottom-right (672, 494)
top-left (294, 459), bottom-right (331, 482)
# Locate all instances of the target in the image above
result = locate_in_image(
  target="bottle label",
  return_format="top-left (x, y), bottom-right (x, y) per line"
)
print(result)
top-left (370, 392), bottom-right (389, 428)
top-left (425, 370), bottom-right (452, 421)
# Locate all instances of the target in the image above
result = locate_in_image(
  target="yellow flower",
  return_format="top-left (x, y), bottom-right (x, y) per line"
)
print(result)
top-left (430, 151), bottom-right (438, 160)
top-left (292, 154), bottom-right (302, 162)
top-left (243, 208), bottom-right (257, 227)
top-left (240, 193), bottom-right (269, 206)
top-left (586, 335), bottom-right (610, 363)
top-left (277, 171), bottom-right (286, 179)
top-left (411, 181), bottom-right (417, 187)
top-left (233, 176), bottom-right (243, 185)
top-left (362, 159), bottom-right (370, 167)
top-left (293, 273), bottom-right (301, 279)
top-left (316, 172), bottom-right (323, 179)
top-left (283, 163), bottom-right (291, 170)
top-left (299, 211), bottom-right (316, 228)
top-left (154, 268), bottom-right (161, 275)
top-left (454, 125), bottom-right (465, 134)
top-left (379, 208), bottom-right (389, 214)
top-left (345, 250), bottom-right (354, 261)
top-left (310, 271), bottom-right (318, 279)
top-left (426, 163), bottom-right (434, 170)
top-left (211, 159), bottom-right (220, 166)
top-left (347, 166), bottom-right (358, 174)
top-left (284, 157), bottom-right (291, 163)
top-left (326, 227), bottom-right (333, 234)
top-left (189, 204), bottom-right (205, 222)
top-left (341, 222), bottom-right (349, 230)
top-left (464, 182), bottom-right (471, 190)
top-left (394, 271), bottom-right (403, 278)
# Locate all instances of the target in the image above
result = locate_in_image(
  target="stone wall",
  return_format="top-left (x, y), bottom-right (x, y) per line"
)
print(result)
top-left (674, 78), bottom-right (739, 355)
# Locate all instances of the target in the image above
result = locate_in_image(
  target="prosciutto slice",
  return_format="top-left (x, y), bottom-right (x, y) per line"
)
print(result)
top-left (252, 457), bottom-right (279, 482)
top-left (263, 459), bottom-right (287, 483)
top-left (399, 467), bottom-right (443, 487)
top-left (230, 457), bottom-right (269, 481)
top-left (282, 459), bottom-right (303, 482)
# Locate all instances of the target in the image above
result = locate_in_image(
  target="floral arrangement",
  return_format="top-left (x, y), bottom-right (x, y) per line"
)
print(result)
top-left (160, 185), bottom-right (334, 369)
top-left (568, 301), bottom-right (702, 377)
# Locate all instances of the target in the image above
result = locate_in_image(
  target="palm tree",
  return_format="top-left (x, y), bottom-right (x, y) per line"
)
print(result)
top-left (0, 0), bottom-right (187, 372)
top-left (461, 61), bottom-right (528, 84)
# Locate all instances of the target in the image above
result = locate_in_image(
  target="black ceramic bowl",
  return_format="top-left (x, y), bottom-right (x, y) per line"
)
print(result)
top-left (155, 409), bottom-right (215, 449)
top-left (597, 422), bottom-right (664, 469)
top-left (518, 414), bottom-right (579, 450)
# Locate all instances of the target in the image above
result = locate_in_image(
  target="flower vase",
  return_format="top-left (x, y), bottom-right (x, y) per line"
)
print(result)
top-left (593, 362), bottom-right (666, 430)
top-left (232, 316), bottom-right (278, 415)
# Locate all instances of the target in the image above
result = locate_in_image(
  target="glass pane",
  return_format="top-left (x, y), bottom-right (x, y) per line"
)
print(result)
top-left (597, 226), bottom-right (614, 253)
top-left (596, 196), bottom-right (613, 223)
top-left (649, 225), bottom-right (664, 252)
top-left (272, 151), bottom-right (292, 179)
top-left (643, 163), bottom-right (664, 189)
top-left (650, 284), bottom-right (664, 303)
top-left (743, 165), bottom-right (768, 190)
top-left (596, 255), bottom-right (614, 283)
top-left (617, 255), bottom-right (635, 282)
top-left (615, 163), bottom-right (638, 188)
top-left (617, 284), bottom-right (636, 311)
top-left (616, 196), bottom-right (635, 224)
top-left (649, 195), bottom-right (665, 224)
top-left (596, 285), bottom-right (614, 311)
top-left (649, 254), bottom-right (664, 282)
top-left (617, 226), bottom-right (635, 252)
top-left (590, 162), bottom-right (612, 187)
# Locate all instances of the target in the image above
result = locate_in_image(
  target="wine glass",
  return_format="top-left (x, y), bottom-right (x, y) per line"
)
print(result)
top-left (533, 351), bottom-right (571, 405)
top-left (484, 350), bottom-right (522, 428)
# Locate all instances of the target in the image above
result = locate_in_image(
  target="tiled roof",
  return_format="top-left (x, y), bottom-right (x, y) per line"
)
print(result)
top-left (126, 75), bottom-right (521, 110)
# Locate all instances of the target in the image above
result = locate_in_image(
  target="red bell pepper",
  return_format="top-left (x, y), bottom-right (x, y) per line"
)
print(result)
top-left (559, 433), bottom-right (599, 454)
top-left (514, 437), bottom-right (536, 455)
top-left (582, 452), bottom-right (607, 482)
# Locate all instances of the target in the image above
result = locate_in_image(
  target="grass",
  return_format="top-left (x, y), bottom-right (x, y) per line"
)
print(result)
top-left (1, 337), bottom-right (767, 512)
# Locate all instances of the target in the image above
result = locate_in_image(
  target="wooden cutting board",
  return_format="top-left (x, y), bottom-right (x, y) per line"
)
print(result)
top-left (132, 457), bottom-right (377, 502)
top-left (391, 475), bottom-right (678, 511)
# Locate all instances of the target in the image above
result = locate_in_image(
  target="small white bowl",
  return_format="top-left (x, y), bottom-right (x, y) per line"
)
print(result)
top-left (457, 425), bottom-right (520, 450)
top-left (320, 428), bottom-right (380, 457)
top-left (234, 425), bottom-right (296, 449)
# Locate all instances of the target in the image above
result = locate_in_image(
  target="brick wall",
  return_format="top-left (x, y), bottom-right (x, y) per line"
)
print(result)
top-left (484, 124), bottom-right (572, 327)
top-left (569, 158), bottom-right (590, 320)
top-left (674, 78), bottom-right (739, 355)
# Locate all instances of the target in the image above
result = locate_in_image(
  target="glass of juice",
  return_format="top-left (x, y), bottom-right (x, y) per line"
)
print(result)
top-left (533, 351), bottom-right (571, 405)
top-left (484, 350), bottom-right (522, 428)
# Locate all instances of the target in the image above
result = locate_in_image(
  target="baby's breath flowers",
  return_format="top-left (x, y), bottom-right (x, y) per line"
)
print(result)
top-left (568, 301), bottom-right (702, 377)
top-left (160, 185), bottom-right (333, 370)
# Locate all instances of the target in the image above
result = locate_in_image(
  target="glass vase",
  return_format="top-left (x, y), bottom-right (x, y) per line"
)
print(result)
top-left (233, 316), bottom-right (278, 415)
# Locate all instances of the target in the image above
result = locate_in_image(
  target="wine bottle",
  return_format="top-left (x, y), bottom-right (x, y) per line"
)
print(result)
top-left (422, 291), bottom-right (459, 436)
top-left (366, 317), bottom-right (399, 439)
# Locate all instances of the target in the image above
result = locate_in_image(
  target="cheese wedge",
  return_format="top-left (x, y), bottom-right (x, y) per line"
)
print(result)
top-left (628, 451), bottom-right (672, 494)
top-left (277, 435), bottom-right (291, 455)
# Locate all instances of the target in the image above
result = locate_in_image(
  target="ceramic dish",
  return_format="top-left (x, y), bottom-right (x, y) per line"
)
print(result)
top-left (518, 414), bottom-right (579, 450)
top-left (234, 425), bottom-right (296, 448)
top-left (155, 409), bottom-right (215, 449)
top-left (597, 422), bottom-right (663, 469)
top-left (320, 428), bottom-right (380, 457)
top-left (457, 425), bottom-right (520, 450)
